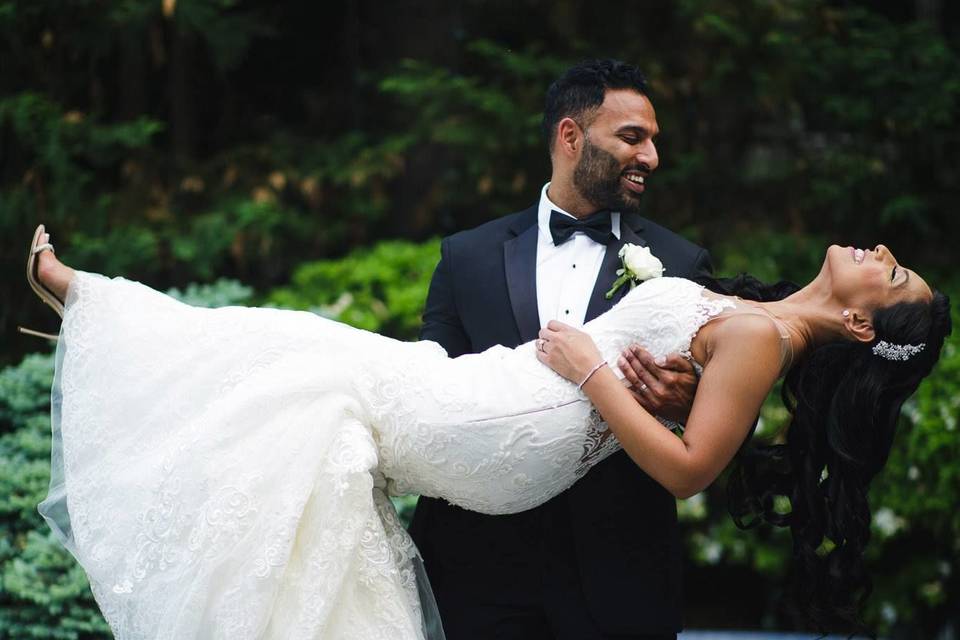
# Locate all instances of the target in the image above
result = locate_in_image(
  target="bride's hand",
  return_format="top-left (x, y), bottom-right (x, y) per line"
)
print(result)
top-left (535, 320), bottom-right (604, 384)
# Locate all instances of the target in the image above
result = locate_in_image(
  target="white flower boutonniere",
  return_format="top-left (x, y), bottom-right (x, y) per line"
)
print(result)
top-left (605, 243), bottom-right (664, 299)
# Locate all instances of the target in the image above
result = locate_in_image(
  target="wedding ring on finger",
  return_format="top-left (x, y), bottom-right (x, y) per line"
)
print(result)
top-left (537, 339), bottom-right (546, 353)
top-left (638, 382), bottom-right (649, 392)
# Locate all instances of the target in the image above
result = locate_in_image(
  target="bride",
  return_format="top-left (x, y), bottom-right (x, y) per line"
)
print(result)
top-left (23, 224), bottom-right (950, 639)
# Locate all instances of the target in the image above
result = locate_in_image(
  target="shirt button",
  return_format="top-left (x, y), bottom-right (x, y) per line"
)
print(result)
top-left (572, 263), bottom-right (576, 269)
top-left (565, 310), bottom-right (570, 315)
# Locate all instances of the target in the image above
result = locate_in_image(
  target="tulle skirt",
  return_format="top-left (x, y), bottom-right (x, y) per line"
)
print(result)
top-left (39, 272), bottom-right (444, 640)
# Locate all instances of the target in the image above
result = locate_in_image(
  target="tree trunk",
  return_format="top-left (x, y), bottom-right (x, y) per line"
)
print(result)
top-left (169, 23), bottom-right (196, 161)
top-left (916, 0), bottom-right (943, 31)
top-left (119, 31), bottom-right (148, 121)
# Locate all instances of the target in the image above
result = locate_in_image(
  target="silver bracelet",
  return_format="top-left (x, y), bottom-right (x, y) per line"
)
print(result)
top-left (577, 361), bottom-right (609, 390)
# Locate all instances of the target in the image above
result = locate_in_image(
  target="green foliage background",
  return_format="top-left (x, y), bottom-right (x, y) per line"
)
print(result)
top-left (1, 0), bottom-right (958, 638)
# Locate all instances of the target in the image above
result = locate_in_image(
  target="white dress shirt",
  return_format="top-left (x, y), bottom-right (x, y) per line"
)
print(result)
top-left (535, 183), bottom-right (621, 328)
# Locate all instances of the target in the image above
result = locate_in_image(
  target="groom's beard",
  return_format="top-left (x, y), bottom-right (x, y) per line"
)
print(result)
top-left (572, 137), bottom-right (644, 215)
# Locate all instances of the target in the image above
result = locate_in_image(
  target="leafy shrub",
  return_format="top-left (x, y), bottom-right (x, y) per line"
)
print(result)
top-left (266, 238), bottom-right (441, 340)
top-left (0, 352), bottom-right (111, 639)
top-left (165, 278), bottom-right (254, 308)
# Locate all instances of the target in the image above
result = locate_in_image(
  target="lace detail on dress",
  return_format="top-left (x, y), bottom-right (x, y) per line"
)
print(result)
top-left (359, 277), bottom-right (733, 517)
top-left (575, 408), bottom-right (618, 473)
top-left (42, 273), bottom-right (732, 639)
top-left (43, 273), bottom-right (435, 639)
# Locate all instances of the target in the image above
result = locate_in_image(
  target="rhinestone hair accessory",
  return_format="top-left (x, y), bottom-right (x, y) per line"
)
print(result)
top-left (872, 340), bottom-right (926, 361)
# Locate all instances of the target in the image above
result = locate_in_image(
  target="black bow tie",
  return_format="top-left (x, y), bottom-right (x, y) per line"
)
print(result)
top-left (549, 209), bottom-right (614, 246)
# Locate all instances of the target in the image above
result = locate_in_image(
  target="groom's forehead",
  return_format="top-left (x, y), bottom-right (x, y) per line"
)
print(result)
top-left (596, 89), bottom-right (658, 131)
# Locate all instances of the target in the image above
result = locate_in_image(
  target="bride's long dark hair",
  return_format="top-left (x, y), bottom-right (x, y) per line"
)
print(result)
top-left (698, 273), bottom-right (952, 635)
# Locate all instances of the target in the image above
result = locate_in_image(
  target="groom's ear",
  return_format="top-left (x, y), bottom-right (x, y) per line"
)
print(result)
top-left (556, 117), bottom-right (582, 157)
top-left (845, 310), bottom-right (876, 344)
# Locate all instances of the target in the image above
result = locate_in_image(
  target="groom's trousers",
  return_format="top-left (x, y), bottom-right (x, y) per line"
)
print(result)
top-left (415, 485), bottom-right (676, 640)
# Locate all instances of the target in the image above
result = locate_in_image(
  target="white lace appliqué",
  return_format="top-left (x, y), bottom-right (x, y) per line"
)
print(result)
top-left (42, 274), bottom-right (730, 639)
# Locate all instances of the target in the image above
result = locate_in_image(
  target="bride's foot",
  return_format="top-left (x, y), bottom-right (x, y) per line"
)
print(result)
top-left (33, 229), bottom-right (75, 305)
top-left (18, 225), bottom-right (75, 340)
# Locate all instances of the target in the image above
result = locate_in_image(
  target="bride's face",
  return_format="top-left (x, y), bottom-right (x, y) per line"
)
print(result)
top-left (824, 244), bottom-right (933, 313)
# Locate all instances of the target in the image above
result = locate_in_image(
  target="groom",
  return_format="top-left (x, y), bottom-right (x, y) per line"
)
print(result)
top-left (411, 60), bottom-right (713, 640)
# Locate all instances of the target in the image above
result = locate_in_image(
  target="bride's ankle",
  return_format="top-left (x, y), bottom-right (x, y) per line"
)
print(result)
top-left (37, 250), bottom-right (74, 302)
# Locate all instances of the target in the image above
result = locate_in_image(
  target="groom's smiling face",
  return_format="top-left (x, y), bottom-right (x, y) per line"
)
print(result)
top-left (572, 89), bottom-right (659, 215)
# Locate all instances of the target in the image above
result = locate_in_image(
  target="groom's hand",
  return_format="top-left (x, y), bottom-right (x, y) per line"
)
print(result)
top-left (618, 345), bottom-right (698, 423)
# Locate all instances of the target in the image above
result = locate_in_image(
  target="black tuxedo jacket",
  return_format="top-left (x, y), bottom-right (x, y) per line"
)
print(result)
top-left (409, 204), bottom-right (712, 635)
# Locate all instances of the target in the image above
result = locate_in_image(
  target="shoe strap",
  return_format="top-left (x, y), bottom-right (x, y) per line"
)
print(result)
top-left (18, 326), bottom-right (59, 341)
top-left (31, 242), bottom-right (55, 255)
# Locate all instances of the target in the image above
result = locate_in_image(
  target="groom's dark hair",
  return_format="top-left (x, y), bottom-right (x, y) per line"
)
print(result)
top-left (542, 59), bottom-right (650, 153)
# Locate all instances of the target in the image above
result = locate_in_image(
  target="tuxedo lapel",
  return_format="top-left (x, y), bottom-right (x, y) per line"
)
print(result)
top-left (584, 213), bottom-right (647, 322)
top-left (503, 221), bottom-right (541, 343)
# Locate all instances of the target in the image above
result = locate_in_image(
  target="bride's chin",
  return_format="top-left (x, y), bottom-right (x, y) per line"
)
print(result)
top-left (806, 252), bottom-right (835, 294)
top-left (825, 243), bottom-right (845, 261)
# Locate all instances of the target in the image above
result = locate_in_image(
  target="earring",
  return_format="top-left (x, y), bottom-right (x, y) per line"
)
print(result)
top-left (842, 309), bottom-right (850, 317)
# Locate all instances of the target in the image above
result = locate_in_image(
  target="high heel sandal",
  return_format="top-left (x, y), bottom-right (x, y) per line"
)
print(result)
top-left (18, 224), bottom-right (64, 342)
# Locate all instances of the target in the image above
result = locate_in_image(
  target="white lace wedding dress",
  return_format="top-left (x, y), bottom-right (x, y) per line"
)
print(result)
top-left (39, 272), bottom-right (734, 640)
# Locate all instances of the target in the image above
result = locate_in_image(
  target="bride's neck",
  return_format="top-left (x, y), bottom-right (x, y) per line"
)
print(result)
top-left (755, 280), bottom-right (848, 355)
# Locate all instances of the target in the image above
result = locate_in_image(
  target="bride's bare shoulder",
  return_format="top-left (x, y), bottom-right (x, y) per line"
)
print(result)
top-left (697, 312), bottom-right (785, 375)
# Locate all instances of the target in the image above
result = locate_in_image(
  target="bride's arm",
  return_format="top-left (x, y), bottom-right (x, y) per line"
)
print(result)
top-left (537, 316), bottom-right (783, 498)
